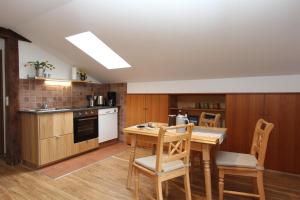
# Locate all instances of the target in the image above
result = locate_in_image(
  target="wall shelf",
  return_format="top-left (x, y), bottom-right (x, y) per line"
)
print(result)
top-left (26, 77), bottom-right (98, 84)
top-left (169, 107), bottom-right (225, 112)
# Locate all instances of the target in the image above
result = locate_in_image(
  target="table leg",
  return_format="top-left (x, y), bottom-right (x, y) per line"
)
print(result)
top-left (127, 135), bottom-right (137, 189)
top-left (202, 144), bottom-right (212, 200)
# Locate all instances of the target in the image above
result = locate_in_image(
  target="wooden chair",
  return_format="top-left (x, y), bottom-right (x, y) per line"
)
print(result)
top-left (216, 119), bottom-right (274, 200)
top-left (133, 123), bottom-right (194, 200)
top-left (191, 112), bottom-right (221, 170)
top-left (199, 112), bottom-right (221, 127)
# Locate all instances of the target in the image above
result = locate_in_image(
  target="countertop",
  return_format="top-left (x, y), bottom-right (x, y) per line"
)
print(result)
top-left (19, 106), bottom-right (118, 114)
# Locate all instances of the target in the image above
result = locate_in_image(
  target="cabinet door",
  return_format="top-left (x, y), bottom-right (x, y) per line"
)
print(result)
top-left (158, 95), bottom-right (169, 123)
top-left (145, 95), bottom-right (160, 122)
top-left (224, 94), bottom-right (265, 153)
top-left (39, 133), bottom-right (74, 165)
top-left (39, 112), bottom-right (73, 139)
top-left (40, 137), bottom-right (57, 165)
top-left (264, 94), bottom-right (300, 174)
top-left (125, 95), bottom-right (146, 126)
top-left (145, 95), bottom-right (169, 123)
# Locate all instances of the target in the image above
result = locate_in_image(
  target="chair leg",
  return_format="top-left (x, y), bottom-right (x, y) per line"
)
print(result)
top-left (184, 168), bottom-right (192, 200)
top-left (156, 177), bottom-right (163, 200)
top-left (257, 171), bottom-right (265, 200)
top-left (218, 169), bottom-right (224, 200)
top-left (134, 169), bottom-right (140, 200)
top-left (164, 181), bottom-right (169, 197)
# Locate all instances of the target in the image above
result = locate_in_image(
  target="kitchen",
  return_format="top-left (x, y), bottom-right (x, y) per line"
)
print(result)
top-left (1, 1), bottom-right (300, 200)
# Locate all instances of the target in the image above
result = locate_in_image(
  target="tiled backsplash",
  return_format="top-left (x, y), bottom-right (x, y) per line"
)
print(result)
top-left (19, 79), bottom-right (127, 140)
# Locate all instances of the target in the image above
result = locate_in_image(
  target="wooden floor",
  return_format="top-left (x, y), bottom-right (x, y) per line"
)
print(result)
top-left (0, 147), bottom-right (300, 200)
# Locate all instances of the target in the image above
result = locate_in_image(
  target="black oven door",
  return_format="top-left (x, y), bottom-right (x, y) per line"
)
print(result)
top-left (74, 115), bottom-right (98, 143)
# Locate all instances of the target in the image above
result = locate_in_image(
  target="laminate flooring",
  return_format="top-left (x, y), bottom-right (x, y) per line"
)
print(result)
top-left (0, 147), bottom-right (299, 200)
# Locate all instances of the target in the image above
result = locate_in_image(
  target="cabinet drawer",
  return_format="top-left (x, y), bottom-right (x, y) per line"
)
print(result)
top-left (74, 138), bottom-right (98, 154)
top-left (39, 112), bottom-right (73, 139)
top-left (39, 134), bottom-right (74, 165)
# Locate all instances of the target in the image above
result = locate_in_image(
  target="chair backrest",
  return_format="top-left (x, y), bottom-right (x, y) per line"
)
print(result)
top-left (250, 119), bottom-right (274, 168)
top-left (155, 123), bottom-right (194, 173)
top-left (199, 112), bottom-right (221, 127)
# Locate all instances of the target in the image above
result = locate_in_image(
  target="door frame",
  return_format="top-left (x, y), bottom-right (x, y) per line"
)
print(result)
top-left (0, 49), bottom-right (4, 156)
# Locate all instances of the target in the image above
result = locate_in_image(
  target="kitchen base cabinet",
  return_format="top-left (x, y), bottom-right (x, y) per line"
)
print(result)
top-left (21, 112), bottom-right (99, 168)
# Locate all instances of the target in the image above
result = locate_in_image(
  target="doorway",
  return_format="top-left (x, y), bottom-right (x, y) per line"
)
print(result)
top-left (0, 49), bottom-right (4, 156)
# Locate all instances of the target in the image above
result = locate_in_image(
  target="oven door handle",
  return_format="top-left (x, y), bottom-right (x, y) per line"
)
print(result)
top-left (76, 117), bottom-right (98, 121)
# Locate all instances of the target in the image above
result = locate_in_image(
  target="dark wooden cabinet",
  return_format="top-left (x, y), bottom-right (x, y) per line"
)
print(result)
top-left (224, 94), bottom-right (300, 174)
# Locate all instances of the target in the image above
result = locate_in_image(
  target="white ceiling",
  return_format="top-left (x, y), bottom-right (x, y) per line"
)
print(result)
top-left (1, 0), bottom-right (300, 83)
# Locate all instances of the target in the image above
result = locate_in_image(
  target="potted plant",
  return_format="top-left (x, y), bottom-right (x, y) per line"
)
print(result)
top-left (24, 60), bottom-right (55, 77)
top-left (77, 70), bottom-right (87, 81)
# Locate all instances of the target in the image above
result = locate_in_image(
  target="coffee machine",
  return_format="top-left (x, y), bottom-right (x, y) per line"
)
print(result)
top-left (107, 92), bottom-right (116, 106)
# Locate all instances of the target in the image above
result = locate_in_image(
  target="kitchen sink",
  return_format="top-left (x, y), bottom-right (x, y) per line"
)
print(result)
top-left (27, 108), bottom-right (71, 112)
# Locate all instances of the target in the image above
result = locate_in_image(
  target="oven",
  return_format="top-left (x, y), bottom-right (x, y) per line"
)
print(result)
top-left (73, 109), bottom-right (98, 143)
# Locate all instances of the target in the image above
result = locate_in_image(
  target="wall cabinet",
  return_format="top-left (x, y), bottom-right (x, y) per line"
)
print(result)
top-left (21, 112), bottom-right (98, 167)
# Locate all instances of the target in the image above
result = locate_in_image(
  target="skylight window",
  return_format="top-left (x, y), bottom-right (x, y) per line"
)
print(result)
top-left (66, 31), bottom-right (131, 69)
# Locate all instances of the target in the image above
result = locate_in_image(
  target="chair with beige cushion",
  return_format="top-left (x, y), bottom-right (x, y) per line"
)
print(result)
top-left (216, 119), bottom-right (274, 200)
top-left (133, 123), bottom-right (194, 200)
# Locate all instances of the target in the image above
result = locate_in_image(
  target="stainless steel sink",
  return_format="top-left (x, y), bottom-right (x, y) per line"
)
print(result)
top-left (27, 108), bottom-right (71, 112)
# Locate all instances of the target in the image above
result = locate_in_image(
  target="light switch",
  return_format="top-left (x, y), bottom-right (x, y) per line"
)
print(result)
top-left (5, 96), bottom-right (9, 106)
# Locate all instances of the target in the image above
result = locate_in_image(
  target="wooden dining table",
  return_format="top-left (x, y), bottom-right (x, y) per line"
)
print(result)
top-left (123, 123), bottom-right (227, 200)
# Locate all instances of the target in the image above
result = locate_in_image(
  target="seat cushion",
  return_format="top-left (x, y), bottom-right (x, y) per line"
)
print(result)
top-left (135, 155), bottom-right (185, 172)
top-left (216, 151), bottom-right (258, 169)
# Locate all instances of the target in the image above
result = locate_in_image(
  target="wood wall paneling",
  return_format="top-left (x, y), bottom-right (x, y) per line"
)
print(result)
top-left (264, 94), bottom-right (300, 173)
top-left (224, 94), bottom-right (264, 153)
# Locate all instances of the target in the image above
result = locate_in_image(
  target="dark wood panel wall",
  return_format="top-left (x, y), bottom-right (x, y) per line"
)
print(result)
top-left (0, 50), bottom-right (3, 156)
top-left (224, 94), bottom-right (300, 174)
top-left (0, 27), bottom-right (30, 165)
top-left (4, 38), bottom-right (21, 165)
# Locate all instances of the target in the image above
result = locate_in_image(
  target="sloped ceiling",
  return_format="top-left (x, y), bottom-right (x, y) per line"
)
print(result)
top-left (0, 0), bottom-right (300, 83)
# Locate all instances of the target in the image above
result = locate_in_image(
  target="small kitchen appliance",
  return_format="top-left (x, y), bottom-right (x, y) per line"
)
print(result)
top-left (107, 92), bottom-right (116, 106)
top-left (96, 95), bottom-right (104, 106)
top-left (87, 95), bottom-right (95, 107)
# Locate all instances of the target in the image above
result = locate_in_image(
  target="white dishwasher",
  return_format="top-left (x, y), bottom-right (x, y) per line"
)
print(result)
top-left (98, 108), bottom-right (118, 143)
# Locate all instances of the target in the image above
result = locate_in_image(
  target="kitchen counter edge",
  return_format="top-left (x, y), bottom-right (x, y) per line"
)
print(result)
top-left (19, 106), bottom-right (119, 114)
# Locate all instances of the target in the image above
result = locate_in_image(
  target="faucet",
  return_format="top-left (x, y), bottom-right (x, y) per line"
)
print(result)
top-left (41, 102), bottom-right (48, 109)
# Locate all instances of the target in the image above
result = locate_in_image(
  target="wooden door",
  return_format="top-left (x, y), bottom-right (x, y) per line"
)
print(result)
top-left (224, 94), bottom-right (265, 153)
top-left (125, 95), bottom-right (146, 126)
top-left (0, 50), bottom-right (3, 156)
top-left (264, 94), bottom-right (300, 174)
